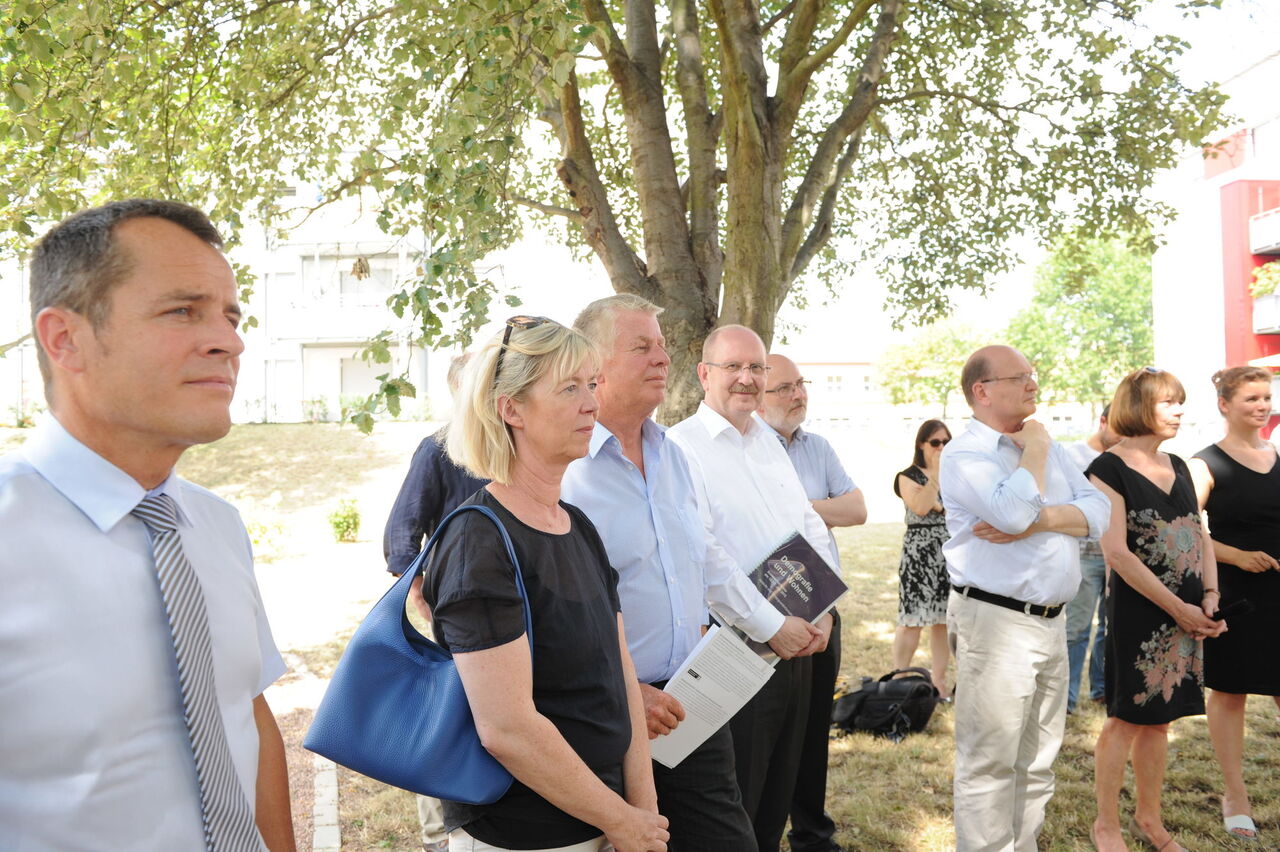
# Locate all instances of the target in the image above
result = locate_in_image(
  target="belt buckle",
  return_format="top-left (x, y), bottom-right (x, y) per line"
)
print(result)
top-left (1024, 601), bottom-right (1034, 616)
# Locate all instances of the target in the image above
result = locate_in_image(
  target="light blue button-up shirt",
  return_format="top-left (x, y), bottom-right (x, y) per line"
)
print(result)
top-left (562, 419), bottom-right (782, 683)
top-left (766, 424), bottom-right (857, 567)
top-left (940, 417), bottom-right (1110, 605)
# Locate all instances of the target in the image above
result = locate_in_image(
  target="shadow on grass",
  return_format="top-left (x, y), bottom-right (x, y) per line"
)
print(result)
top-left (176, 423), bottom-right (399, 505)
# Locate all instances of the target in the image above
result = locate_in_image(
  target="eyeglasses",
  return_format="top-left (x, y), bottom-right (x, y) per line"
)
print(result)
top-left (927, 438), bottom-right (950, 448)
top-left (979, 371), bottom-right (1037, 386)
top-left (704, 361), bottom-right (770, 377)
top-left (494, 315), bottom-right (552, 382)
top-left (765, 378), bottom-right (808, 398)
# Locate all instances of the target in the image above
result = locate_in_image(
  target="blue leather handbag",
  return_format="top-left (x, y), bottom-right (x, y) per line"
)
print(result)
top-left (304, 504), bottom-right (530, 804)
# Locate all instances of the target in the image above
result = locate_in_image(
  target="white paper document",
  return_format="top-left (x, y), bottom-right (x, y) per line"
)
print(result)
top-left (649, 625), bottom-right (777, 769)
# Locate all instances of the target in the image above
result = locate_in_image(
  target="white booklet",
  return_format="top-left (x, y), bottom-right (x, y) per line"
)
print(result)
top-left (648, 624), bottom-right (777, 769)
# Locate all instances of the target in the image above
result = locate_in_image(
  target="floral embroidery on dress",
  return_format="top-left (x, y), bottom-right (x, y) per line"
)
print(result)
top-left (1132, 623), bottom-right (1203, 705)
top-left (1128, 509), bottom-right (1204, 592)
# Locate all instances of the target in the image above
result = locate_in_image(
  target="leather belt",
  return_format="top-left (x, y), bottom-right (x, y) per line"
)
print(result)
top-left (954, 585), bottom-right (1064, 619)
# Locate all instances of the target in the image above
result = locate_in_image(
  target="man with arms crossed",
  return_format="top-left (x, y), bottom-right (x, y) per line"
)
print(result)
top-left (940, 344), bottom-right (1108, 852)
top-left (758, 353), bottom-right (866, 852)
top-left (667, 325), bottom-right (835, 852)
top-left (0, 201), bottom-right (294, 850)
top-left (562, 297), bottom-right (818, 852)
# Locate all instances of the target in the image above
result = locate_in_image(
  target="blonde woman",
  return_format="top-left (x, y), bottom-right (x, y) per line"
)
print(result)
top-left (426, 316), bottom-right (668, 852)
top-left (1188, 366), bottom-right (1280, 843)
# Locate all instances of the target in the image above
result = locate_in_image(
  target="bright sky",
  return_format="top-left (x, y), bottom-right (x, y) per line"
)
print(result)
top-left (465, 0), bottom-right (1280, 363)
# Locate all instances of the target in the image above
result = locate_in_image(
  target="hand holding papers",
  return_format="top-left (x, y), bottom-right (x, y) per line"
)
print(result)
top-left (649, 625), bottom-right (776, 769)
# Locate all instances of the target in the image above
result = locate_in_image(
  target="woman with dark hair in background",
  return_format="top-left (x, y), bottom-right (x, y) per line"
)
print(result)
top-left (1188, 365), bottom-right (1280, 843)
top-left (891, 419), bottom-right (952, 697)
top-left (1087, 368), bottom-right (1225, 852)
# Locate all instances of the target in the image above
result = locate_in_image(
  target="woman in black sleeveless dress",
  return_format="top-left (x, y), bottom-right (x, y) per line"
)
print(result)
top-left (1086, 368), bottom-right (1224, 852)
top-left (1187, 366), bottom-right (1280, 843)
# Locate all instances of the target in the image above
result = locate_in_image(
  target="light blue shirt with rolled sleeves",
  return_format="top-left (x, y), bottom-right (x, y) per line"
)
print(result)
top-left (939, 417), bottom-right (1110, 606)
top-left (562, 420), bottom-right (783, 684)
top-left (765, 424), bottom-right (856, 568)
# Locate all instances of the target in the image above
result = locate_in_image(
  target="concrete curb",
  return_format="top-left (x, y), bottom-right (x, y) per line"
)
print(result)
top-left (312, 754), bottom-right (340, 851)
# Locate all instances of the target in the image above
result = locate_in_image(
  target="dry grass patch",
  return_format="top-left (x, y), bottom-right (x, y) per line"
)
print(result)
top-left (176, 422), bottom-right (397, 504)
top-left (829, 523), bottom-right (1280, 851)
top-left (332, 521), bottom-right (1280, 851)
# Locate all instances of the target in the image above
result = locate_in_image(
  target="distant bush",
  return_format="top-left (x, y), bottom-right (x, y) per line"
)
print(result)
top-left (304, 397), bottom-right (330, 423)
top-left (328, 499), bottom-right (360, 543)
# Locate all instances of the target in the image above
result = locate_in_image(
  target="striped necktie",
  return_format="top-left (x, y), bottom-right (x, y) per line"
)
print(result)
top-left (133, 493), bottom-right (262, 851)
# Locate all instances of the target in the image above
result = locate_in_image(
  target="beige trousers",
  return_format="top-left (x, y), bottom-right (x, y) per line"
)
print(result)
top-left (948, 590), bottom-right (1068, 852)
top-left (448, 828), bottom-right (613, 851)
top-left (417, 794), bottom-right (448, 846)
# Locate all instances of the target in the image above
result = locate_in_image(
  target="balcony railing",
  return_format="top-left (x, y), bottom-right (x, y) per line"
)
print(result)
top-left (1251, 207), bottom-right (1280, 255)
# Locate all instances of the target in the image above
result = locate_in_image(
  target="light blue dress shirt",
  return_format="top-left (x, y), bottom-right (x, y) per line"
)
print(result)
top-left (765, 424), bottom-right (857, 567)
top-left (0, 417), bottom-right (283, 850)
top-left (562, 419), bottom-right (782, 684)
top-left (940, 417), bottom-right (1110, 606)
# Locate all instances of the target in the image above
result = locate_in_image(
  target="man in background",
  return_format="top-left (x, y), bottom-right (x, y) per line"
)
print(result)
top-left (1063, 404), bottom-right (1119, 713)
top-left (382, 350), bottom-right (485, 851)
top-left (759, 353), bottom-right (866, 852)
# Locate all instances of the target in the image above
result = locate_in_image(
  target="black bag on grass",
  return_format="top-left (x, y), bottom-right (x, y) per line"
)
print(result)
top-left (831, 667), bottom-right (940, 742)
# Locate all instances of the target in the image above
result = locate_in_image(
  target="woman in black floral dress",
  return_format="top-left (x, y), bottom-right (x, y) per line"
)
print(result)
top-left (891, 419), bottom-right (952, 696)
top-left (1087, 368), bottom-right (1225, 852)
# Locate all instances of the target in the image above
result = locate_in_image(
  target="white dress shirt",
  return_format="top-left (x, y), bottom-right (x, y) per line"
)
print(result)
top-left (667, 405), bottom-right (838, 616)
top-left (940, 417), bottom-right (1110, 606)
top-left (0, 418), bottom-right (285, 850)
top-left (562, 420), bottom-right (783, 683)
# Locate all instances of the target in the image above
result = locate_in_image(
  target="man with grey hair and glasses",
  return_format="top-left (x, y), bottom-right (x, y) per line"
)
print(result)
top-left (563, 297), bottom-right (817, 852)
top-left (941, 344), bottom-right (1108, 852)
top-left (0, 200), bottom-right (294, 850)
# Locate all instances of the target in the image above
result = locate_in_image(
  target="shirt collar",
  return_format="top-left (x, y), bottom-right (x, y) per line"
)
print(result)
top-left (764, 421), bottom-right (806, 448)
top-left (965, 416), bottom-right (1016, 453)
top-left (22, 416), bottom-right (191, 533)
top-left (694, 402), bottom-right (762, 441)
top-left (588, 418), bottom-right (667, 460)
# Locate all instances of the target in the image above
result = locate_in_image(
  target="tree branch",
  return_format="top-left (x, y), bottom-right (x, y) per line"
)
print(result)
top-left (672, 0), bottom-right (724, 299)
top-left (509, 195), bottom-right (582, 220)
top-left (762, 0), bottom-right (799, 33)
top-left (552, 70), bottom-right (652, 297)
top-left (779, 0), bottom-right (902, 275)
top-left (0, 333), bottom-right (31, 357)
top-left (774, 0), bottom-right (875, 143)
top-left (789, 129), bottom-right (861, 281)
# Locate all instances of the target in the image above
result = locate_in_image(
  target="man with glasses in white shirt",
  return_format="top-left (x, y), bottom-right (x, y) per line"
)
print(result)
top-left (940, 344), bottom-right (1109, 852)
top-left (667, 325), bottom-right (836, 852)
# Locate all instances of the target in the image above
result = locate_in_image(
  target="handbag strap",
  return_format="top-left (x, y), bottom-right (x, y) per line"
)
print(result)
top-left (398, 503), bottom-right (534, 655)
top-left (878, 666), bottom-right (933, 683)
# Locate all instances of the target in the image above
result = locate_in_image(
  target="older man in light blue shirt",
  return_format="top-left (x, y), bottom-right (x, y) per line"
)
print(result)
top-left (563, 297), bottom-right (817, 852)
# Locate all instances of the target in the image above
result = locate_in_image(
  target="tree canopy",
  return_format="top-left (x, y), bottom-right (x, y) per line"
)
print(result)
top-left (1005, 234), bottom-right (1154, 409)
top-left (1, 0), bottom-right (1227, 419)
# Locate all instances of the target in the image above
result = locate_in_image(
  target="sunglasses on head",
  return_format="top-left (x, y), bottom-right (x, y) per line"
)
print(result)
top-left (927, 438), bottom-right (950, 448)
top-left (494, 315), bottom-right (553, 383)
